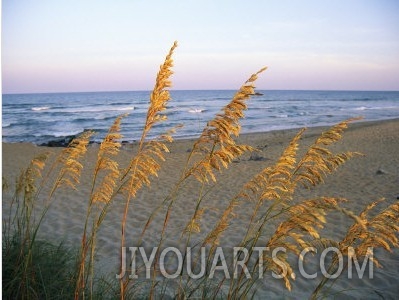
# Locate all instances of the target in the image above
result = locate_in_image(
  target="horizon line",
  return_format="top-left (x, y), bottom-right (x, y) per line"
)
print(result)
top-left (3, 88), bottom-right (399, 96)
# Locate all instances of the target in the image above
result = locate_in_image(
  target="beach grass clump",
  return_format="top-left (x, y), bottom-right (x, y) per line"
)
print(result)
top-left (2, 152), bottom-right (76, 299)
top-left (2, 42), bottom-right (399, 299)
top-left (2, 235), bottom-right (75, 299)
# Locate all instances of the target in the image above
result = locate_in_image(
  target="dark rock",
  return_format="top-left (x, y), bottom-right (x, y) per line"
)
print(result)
top-left (40, 135), bottom-right (76, 147)
top-left (376, 169), bottom-right (388, 175)
top-left (39, 129), bottom-right (98, 147)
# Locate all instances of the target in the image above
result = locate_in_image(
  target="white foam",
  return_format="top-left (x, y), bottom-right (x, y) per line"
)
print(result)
top-left (354, 106), bottom-right (368, 111)
top-left (34, 129), bottom-right (85, 138)
top-left (352, 105), bottom-right (399, 111)
top-left (114, 106), bottom-right (135, 111)
top-left (188, 108), bottom-right (204, 113)
top-left (32, 106), bottom-right (51, 111)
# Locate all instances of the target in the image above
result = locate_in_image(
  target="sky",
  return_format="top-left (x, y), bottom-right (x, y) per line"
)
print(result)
top-left (2, 0), bottom-right (399, 93)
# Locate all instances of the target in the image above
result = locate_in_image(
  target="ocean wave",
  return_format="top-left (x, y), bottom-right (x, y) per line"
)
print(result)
top-left (94, 115), bottom-right (123, 121)
top-left (188, 108), bottom-right (206, 113)
top-left (51, 106), bottom-right (135, 113)
top-left (248, 106), bottom-right (271, 110)
top-left (109, 102), bottom-right (131, 106)
top-left (352, 97), bottom-right (374, 101)
top-left (352, 105), bottom-right (399, 111)
top-left (33, 129), bottom-right (85, 138)
top-left (72, 116), bottom-right (116, 123)
top-left (114, 106), bottom-right (135, 111)
top-left (371, 105), bottom-right (399, 110)
top-left (32, 106), bottom-right (51, 111)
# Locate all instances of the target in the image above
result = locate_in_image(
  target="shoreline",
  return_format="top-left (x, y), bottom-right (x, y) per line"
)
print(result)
top-left (3, 117), bottom-right (399, 148)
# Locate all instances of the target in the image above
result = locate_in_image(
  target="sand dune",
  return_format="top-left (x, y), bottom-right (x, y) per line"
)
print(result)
top-left (2, 118), bottom-right (399, 298)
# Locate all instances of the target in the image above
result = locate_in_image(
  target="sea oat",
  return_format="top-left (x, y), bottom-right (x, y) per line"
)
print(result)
top-left (92, 114), bottom-right (125, 204)
top-left (51, 131), bottom-right (93, 195)
top-left (186, 67), bottom-right (267, 183)
top-left (294, 117), bottom-right (363, 187)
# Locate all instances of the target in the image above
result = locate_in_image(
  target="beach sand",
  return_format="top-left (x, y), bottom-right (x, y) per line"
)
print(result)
top-left (2, 118), bottom-right (399, 298)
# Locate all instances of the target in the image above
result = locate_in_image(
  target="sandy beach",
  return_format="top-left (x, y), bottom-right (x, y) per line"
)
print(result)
top-left (2, 118), bottom-right (399, 298)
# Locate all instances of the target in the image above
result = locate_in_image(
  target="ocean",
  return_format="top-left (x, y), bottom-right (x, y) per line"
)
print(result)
top-left (2, 90), bottom-right (399, 145)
